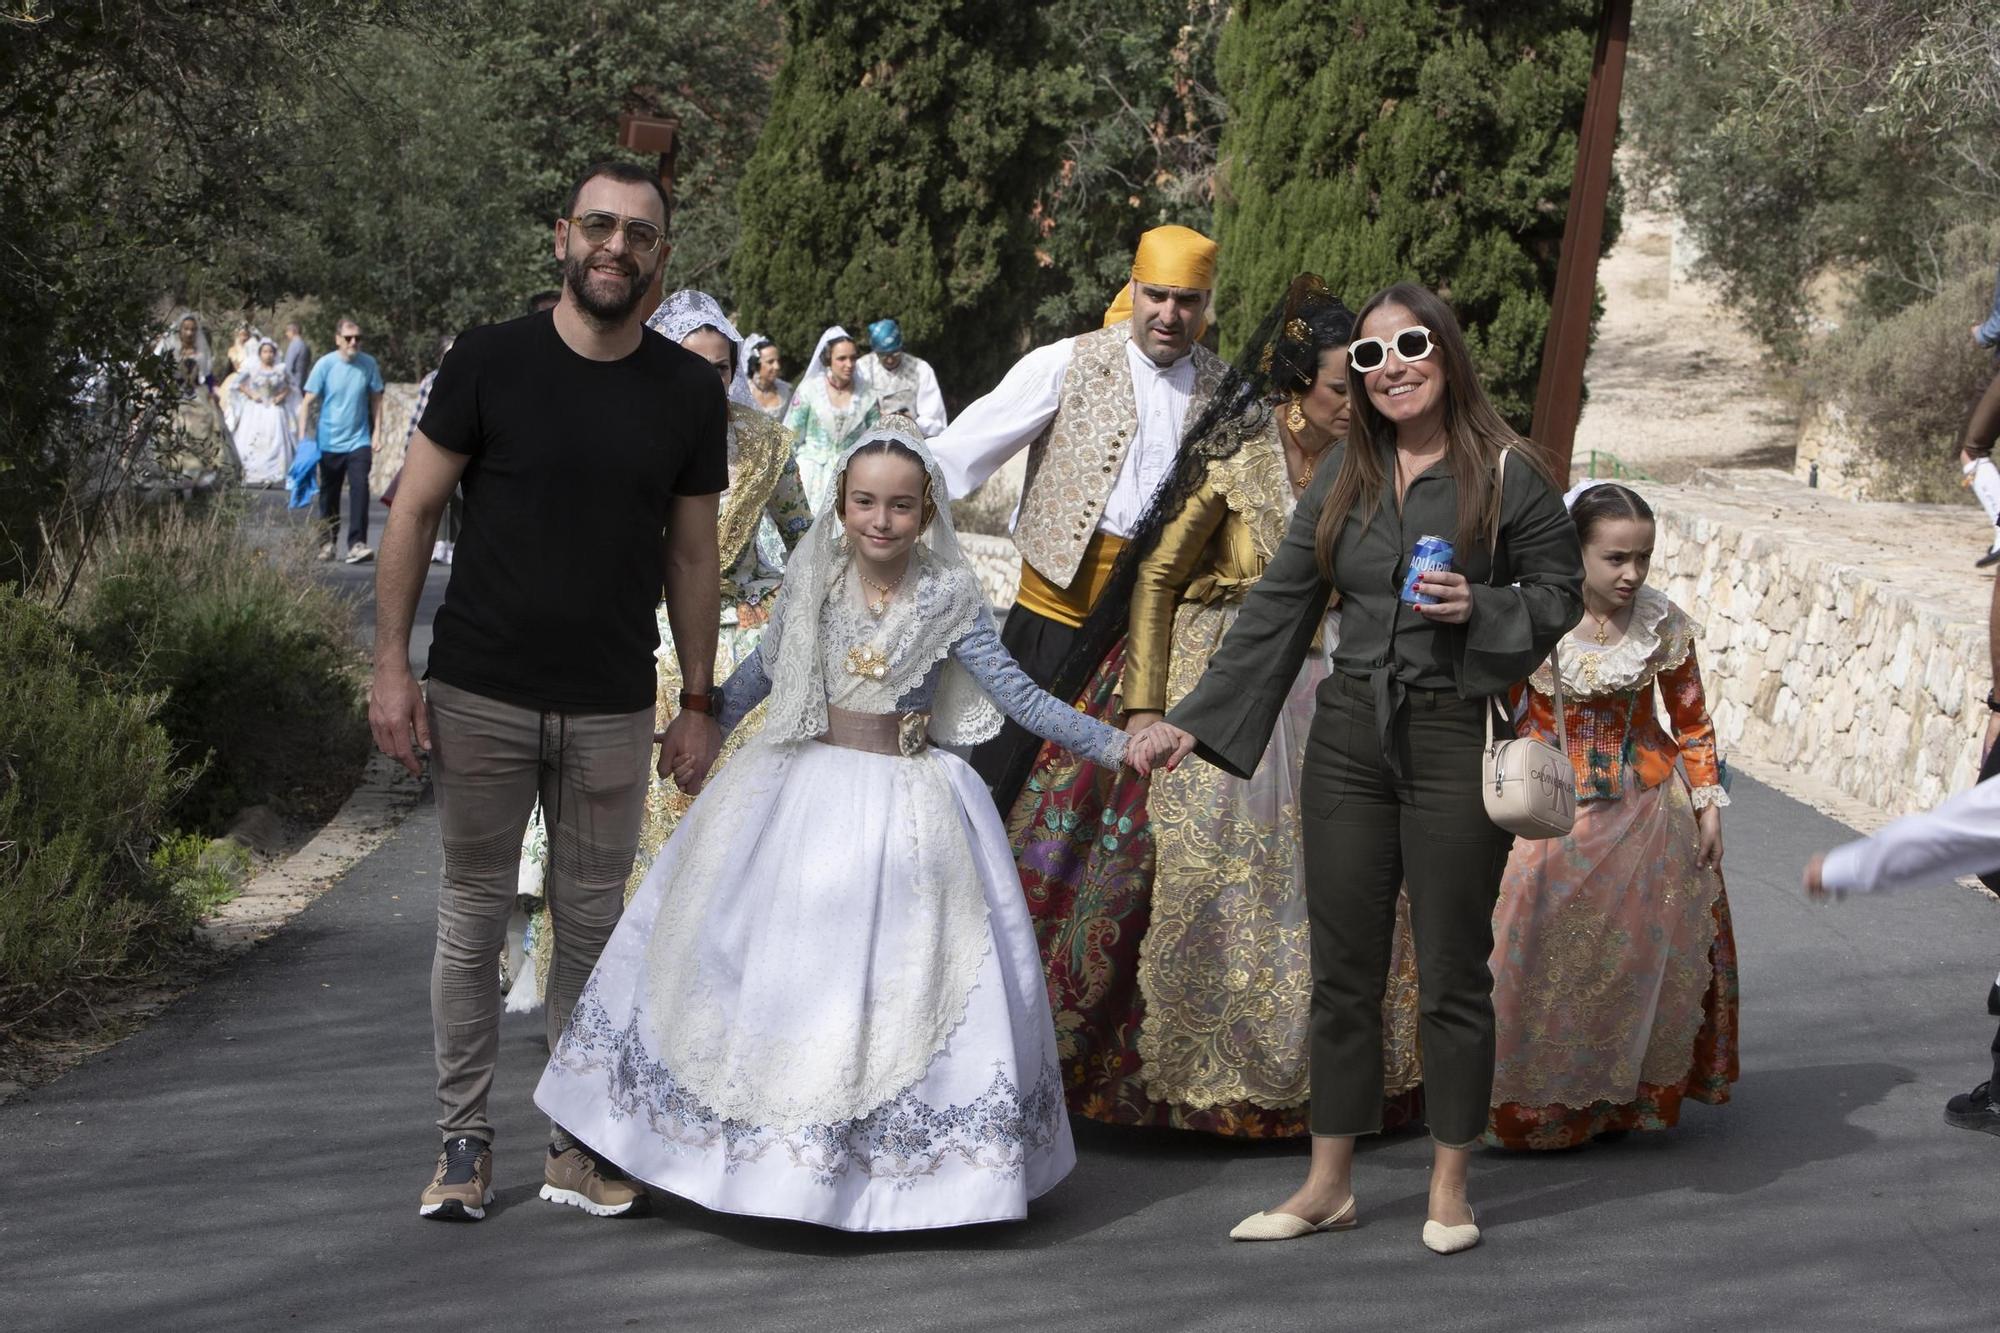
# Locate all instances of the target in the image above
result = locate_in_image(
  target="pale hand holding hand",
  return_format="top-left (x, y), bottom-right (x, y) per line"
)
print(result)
top-left (1413, 570), bottom-right (1473, 624)
top-left (1123, 709), bottom-right (1164, 736)
top-left (657, 709), bottom-right (723, 794)
top-left (1128, 721), bottom-right (1198, 777)
top-left (369, 665), bottom-right (430, 778)
top-left (1696, 805), bottom-right (1724, 871)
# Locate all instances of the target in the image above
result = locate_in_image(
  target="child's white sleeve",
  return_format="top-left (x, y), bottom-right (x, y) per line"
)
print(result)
top-left (1822, 773), bottom-right (2000, 895)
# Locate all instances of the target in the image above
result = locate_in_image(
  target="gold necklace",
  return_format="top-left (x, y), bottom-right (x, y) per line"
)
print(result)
top-left (1586, 607), bottom-right (1615, 645)
top-left (857, 565), bottom-right (906, 617)
top-left (1284, 421), bottom-right (1330, 490)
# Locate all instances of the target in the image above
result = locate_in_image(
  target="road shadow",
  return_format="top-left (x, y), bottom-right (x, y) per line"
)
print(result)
top-left (1468, 1061), bottom-right (1903, 1231)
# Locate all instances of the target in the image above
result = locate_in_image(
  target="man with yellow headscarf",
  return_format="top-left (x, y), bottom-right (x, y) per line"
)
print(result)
top-left (935, 224), bottom-right (1228, 805)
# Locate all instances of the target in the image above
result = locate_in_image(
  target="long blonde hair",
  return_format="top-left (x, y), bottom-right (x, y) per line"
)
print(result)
top-left (1313, 283), bottom-right (1556, 578)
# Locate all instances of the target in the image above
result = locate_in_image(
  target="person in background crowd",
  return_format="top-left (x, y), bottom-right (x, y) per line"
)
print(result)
top-left (156, 311), bottom-right (214, 390)
top-left (298, 317), bottom-right (385, 563)
top-left (857, 318), bottom-right (948, 437)
top-left (370, 161), bottom-right (728, 1224)
top-left (284, 322), bottom-right (311, 392)
top-left (229, 337), bottom-right (300, 486)
top-left (1959, 362), bottom-right (2000, 568)
top-left (219, 322), bottom-right (259, 417)
top-left (1485, 481), bottom-right (1739, 1151)
top-left (1147, 283), bottom-right (1584, 1253)
top-left (930, 224), bottom-right (1227, 807)
top-left (404, 334), bottom-right (459, 564)
top-left (226, 323), bottom-right (257, 376)
top-left (741, 335), bottom-right (791, 420)
top-left (1973, 257), bottom-right (2000, 355)
top-left (785, 326), bottom-right (880, 509)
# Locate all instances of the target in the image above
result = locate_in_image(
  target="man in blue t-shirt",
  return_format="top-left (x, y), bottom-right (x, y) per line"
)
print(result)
top-left (298, 317), bottom-right (385, 562)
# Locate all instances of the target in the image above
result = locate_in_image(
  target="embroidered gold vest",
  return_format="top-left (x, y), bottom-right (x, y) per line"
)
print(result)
top-left (1013, 320), bottom-right (1228, 589)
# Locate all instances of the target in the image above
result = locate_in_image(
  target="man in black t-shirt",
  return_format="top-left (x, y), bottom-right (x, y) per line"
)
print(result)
top-left (370, 162), bottom-right (728, 1224)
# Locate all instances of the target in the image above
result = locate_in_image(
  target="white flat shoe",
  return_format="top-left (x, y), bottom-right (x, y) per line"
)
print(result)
top-left (1230, 1197), bottom-right (1358, 1241)
top-left (1422, 1209), bottom-right (1480, 1255)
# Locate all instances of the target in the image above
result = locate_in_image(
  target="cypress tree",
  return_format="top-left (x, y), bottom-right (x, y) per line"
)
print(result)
top-left (730, 2), bottom-right (1088, 398)
top-left (1213, 0), bottom-right (1614, 428)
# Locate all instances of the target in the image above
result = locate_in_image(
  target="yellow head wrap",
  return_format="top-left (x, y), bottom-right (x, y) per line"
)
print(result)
top-left (1103, 224), bottom-right (1219, 332)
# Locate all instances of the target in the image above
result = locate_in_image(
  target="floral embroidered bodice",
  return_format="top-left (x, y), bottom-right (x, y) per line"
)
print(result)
top-left (718, 554), bottom-right (1127, 770)
top-left (1515, 586), bottom-right (1729, 810)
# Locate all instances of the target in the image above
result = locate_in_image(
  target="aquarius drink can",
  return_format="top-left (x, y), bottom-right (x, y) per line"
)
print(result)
top-left (1400, 534), bottom-right (1455, 605)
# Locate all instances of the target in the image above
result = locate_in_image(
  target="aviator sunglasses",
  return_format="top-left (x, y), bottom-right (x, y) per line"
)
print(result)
top-left (1348, 325), bottom-right (1435, 373)
top-left (566, 210), bottom-right (666, 255)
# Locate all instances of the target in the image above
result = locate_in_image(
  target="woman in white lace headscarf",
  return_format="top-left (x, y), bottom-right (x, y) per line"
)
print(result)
top-left (739, 332), bottom-right (792, 420)
top-left (536, 423), bottom-right (1174, 1232)
top-left (783, 324), bottom-right (880, 511)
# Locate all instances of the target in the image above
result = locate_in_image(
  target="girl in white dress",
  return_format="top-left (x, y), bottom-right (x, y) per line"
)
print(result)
top-left (229, 338), bottom-right (299, 485)
top-left (536, 424), bottom-right (1171, 1231)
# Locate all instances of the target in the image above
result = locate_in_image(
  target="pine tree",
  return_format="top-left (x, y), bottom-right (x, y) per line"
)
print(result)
top-left (1029, 1), bottom-right (1228, 338)
top-left (1213, 0), bottom-right (1615, 428)
top-left (730, 1), bottom-right (1088, 399)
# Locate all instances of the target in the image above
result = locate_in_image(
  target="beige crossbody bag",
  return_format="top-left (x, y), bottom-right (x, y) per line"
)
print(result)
top-left (1480, 447), bottom-right (1577, 838)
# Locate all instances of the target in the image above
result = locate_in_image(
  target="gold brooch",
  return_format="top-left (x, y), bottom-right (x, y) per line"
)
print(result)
top-left (1285, 317), bottom-right (1310, 342)
top-left (845, 644), bottom-right (890, 681)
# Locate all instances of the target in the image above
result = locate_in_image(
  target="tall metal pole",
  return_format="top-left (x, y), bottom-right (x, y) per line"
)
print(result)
top-left (1531, 0), bottom-right (1632, 477)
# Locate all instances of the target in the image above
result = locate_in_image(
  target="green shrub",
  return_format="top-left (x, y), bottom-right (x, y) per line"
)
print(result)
top-left (150, 833), bottom-right (252, 916)
top-left (1806, 223), bottom-right (1999, 501)
top-left (0, 588), bottom-right (199, 1019)
top-left (70, 501), bottom-right (369, 834)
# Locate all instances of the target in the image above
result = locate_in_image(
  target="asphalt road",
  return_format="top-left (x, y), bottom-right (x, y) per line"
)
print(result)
top-left (4, 513), bottom-right (1995, 1330)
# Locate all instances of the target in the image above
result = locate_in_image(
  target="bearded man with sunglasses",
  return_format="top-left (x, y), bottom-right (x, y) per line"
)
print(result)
top-left (370, 161), bottom-right (729, 1224)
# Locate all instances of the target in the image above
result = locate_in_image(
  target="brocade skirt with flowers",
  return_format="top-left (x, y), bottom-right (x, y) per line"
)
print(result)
top-left (1485, 770), bottom-right (1739, 1149)
top-left (1007, 633), bottom-right (1424, 1138)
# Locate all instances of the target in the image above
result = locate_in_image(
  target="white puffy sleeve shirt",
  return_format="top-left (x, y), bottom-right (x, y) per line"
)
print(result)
top-left (930, 336), bottom-right (1195, 539)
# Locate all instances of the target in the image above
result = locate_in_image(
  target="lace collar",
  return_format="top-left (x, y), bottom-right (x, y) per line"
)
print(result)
top-left (1529, 585), bottom-right (1697, 699)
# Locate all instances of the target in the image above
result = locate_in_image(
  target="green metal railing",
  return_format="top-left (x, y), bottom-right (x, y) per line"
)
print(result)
top-left (1578, 450), bottom-right (1655, 483)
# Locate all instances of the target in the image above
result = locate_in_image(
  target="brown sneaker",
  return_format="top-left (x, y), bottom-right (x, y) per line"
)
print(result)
top-left (419, 1135), bottom-right (493, 1221)
top-left (540, 1143), bottom-right (645, 1217)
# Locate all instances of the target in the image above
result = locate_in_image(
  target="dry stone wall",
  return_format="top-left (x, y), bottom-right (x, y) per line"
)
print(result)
top-left (1637, 471), bottom-right (1988, 818)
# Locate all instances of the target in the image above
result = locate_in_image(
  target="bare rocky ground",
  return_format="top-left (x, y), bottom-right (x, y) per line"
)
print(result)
top-left (1572, 206), bottom-right (1800, 483)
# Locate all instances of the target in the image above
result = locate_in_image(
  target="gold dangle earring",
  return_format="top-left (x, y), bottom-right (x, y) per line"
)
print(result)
top-left (1286, 392), bottom-right (1307, 434)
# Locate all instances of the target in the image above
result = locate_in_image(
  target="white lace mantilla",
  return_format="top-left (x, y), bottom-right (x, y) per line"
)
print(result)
top-left (1529, 585), bottom-right (1697, 700)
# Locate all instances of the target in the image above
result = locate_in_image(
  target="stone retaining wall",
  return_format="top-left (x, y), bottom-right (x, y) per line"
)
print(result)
top-left (1638, 471), bottom-right (1987, 819)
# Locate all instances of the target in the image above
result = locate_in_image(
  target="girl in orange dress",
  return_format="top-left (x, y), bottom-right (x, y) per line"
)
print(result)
top-left (1485, 482), bottom-right (1739, 1149)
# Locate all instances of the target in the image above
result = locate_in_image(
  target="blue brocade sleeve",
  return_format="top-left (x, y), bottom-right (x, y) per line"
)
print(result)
top-left (949, 615), bottom-right (1128, 769)
top-left (717, 645), bottom-right (773, 735)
